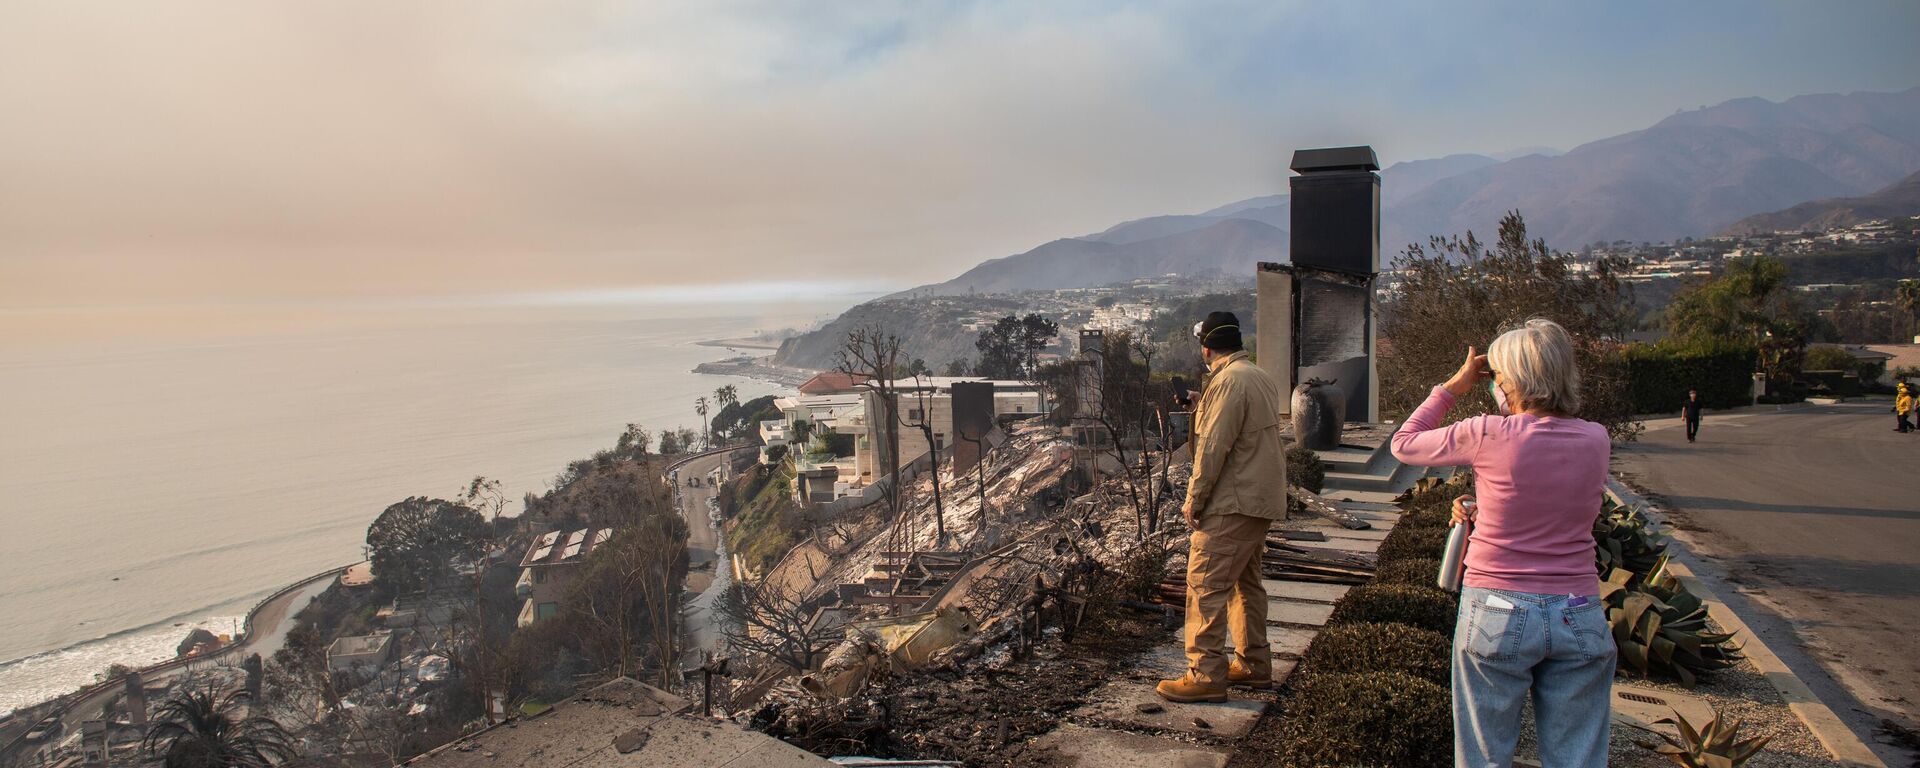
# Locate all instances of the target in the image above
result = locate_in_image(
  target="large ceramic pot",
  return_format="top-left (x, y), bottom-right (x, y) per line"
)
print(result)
top-left (1291, 378), bottom-right (1346, 451)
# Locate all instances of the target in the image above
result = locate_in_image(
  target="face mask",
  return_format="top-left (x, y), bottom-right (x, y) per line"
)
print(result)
top-left (1489, 380), bottom-right (1511, 415)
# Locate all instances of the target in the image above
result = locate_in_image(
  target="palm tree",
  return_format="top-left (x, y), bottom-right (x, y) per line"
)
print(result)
top-left (1897, 278), bottom-right (1920, 338)
top-left (694, 397), bottom-right (710, 449)
top-left (713, 385), bottom-right (740, 440)
top-left (142, 684), bottom-right (294, 768)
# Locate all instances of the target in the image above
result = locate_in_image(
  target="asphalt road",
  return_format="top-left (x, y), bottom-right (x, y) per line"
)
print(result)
top-left (1614, 399), bottom-right (1920, 755)
top-left (671, 451), bottom-right (733, 659)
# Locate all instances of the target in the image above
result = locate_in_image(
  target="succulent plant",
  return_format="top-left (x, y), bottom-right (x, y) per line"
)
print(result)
top-left (1594, 499), bottom-right (1668, 579)
top-left (1602, 562), bottom-right (1741, 688)
top-left (1654, 706), bottom-right (1771, 767)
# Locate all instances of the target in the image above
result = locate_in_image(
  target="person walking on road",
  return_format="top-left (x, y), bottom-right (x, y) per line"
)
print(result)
top-left (1682, 389), bottom-right (1703, 443)
top-left (1157, 311), bottom-right (1287, 704)
top-left (1390, 318), bottom-right (1615, 768)
top-left (1897, 382), bottom-right (1914, 433)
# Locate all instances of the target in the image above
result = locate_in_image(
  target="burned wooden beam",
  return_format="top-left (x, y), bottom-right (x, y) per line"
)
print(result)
top-left (1288, 487), bottom-right (1371, 530)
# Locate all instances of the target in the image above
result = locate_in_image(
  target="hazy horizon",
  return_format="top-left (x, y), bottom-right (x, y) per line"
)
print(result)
top-left (4, 2), bottom-right (1918, 309)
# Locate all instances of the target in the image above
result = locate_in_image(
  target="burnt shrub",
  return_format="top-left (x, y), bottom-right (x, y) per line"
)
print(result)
top-left (1286, 445), bottom-right (1327, 517)
top-left (1278, 671), bottom-right (1452, 768)
top-left (1325, 583), bottom-right (1458, 635)
top-left (1303, 622), bottom-right (1452, 685)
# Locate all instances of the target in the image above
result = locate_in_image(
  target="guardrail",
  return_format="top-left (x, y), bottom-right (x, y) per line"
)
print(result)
top-left (661, 444), bottom-right (752, 478)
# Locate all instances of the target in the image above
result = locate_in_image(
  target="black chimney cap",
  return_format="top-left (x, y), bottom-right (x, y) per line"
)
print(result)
top-left (1290, 145), bottom-right (1380, 173)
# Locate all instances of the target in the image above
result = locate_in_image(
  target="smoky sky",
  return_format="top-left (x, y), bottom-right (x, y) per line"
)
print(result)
top-left (3, 1), bottom-right (1916, 306)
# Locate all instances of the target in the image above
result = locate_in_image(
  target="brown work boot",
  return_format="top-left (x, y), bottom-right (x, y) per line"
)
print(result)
top-left (1228, 662), bottom-right (1274, 689)
top-left (1155, 675), bottom-right (1229, 703)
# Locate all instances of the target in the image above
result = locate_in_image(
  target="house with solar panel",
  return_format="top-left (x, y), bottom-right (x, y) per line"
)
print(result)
top-left (515, 527), bottom-right (613, 627)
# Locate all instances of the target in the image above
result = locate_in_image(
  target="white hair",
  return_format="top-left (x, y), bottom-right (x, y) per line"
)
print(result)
top-left (1488, 318), bottom-right (1581, 414)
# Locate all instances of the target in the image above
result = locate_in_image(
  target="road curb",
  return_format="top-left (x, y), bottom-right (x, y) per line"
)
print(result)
top-left (1606, 479), bottom-right (1886, 768)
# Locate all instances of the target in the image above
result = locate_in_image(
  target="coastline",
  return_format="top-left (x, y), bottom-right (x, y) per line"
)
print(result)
top-left (3, 324), bottom-right (799, 718)
top-left (692, 351), bottom-right (818, 387)
top-left (694, 336), bottom-right (785, 351)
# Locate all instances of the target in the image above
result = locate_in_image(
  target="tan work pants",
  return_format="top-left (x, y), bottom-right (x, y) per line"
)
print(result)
top-left (1184, 512), bottom-right (1272, 686)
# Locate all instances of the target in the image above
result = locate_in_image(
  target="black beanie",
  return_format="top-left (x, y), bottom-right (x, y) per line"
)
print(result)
top-left (1198, 311), bottom-right (1243, 351)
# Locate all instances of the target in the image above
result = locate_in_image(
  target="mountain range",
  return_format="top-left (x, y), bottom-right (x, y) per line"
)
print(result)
top-left (778, 86), bottom-right (1920, 367)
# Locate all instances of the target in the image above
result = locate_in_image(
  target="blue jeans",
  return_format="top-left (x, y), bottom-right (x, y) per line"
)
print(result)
top-left (1454, 586), bottom-right (1616, 768)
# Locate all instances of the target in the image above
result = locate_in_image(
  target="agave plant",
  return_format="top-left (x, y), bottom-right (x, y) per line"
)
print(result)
top-left (1655, 706), bottom-right (1771, 767)
top-left (1601, 560), bottom-right (1741, 688)
top-left (1594, 500), bottom-right (1668, 579)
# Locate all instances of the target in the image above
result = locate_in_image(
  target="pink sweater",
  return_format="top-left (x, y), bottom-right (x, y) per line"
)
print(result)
top-left (1390, 386), bottom-right (1609, 595)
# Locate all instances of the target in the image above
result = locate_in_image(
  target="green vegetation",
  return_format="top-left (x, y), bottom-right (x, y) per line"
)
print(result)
top-left (1303, 623), bottom-right (1451, 685)
top-left (1276, 672), bottom-right (1452, 768)
top-left (142, 684), bottom-right (294, 768)
top-left (721, 461), bottom-right (804, 574)
top-left (1656, 708), bottom-right (1772, 767)
top-left (1376, 525), bottom-right (1450, 564)
top-left (1373, 558), bottom-right (1443, 587)
top-left (1325, 583), bottom-right (1458, 635)
top-left (973, 313), bottom-right (1059, 379)
top-left (363, 497), bottom-right (489, 594)
top-left (709, 394), bottom-right (779, 443)
top-left (1664, 255), bottom-right (1814, 394)
top-left (1623, 340), bottom-right (1760, 412)
top-left (1594, 500), bottom-right (1669, 579)
top-left (1602, 563), bottom-right (1742, 688)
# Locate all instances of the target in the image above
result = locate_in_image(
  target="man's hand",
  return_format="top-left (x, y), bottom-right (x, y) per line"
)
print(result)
top-left (1450, 494), bottom-right (1475, 527)
top-left (1182, 499), bottom-right (1199, 527)
top-left (1443, 346), bottom-right (1491, 397)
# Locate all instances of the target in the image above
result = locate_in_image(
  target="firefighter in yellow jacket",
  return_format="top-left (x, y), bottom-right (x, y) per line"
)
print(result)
top-left (1897, 382), bottom-right (1914, 433)
top-left (1158, 311), bottom-right (1288, 703)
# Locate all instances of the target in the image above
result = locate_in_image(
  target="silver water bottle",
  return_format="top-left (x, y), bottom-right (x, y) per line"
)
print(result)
top-left (1436, 499), bottom-right (1474, 592)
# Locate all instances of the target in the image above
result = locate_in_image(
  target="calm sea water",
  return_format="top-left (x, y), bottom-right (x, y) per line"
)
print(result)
top-left (0, 296), bottom-right (835, 710)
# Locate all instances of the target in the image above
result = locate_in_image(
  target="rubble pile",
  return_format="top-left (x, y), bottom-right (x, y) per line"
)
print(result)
top-left (739, 421), bottom-right (1187, 765)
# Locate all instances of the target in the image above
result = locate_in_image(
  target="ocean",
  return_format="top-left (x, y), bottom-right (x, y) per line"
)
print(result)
top-left (0, 293), bottom-right (843, 711)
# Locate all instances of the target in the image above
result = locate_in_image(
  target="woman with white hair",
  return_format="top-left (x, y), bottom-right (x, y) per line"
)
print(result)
top-left (1390, 318), bottom-right (1614, 768)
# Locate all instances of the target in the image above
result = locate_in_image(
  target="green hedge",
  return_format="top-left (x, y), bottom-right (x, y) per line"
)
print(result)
top-left (1303, 622), bottom-right (1452, 685)
top-left (1798, 369), bottom-right (1862, 397)
top-left (1623, 341), bottom-right (1757, 413)
top-left (1374, 557), bottom-right (1443, 587)
top-left (1377, 525), bottom-right (1450, 564)
top-left (1325, 583), bottom-right (1458, 635)
top-left (1278, 672), bottom-right (1453, 768)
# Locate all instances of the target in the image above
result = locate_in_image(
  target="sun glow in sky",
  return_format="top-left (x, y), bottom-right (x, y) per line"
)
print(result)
top-left (2, 1), bottom-right (1916, 307)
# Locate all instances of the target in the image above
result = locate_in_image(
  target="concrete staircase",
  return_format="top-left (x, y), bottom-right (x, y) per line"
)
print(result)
top-left (1309, 429), bottom-right (1427, 501)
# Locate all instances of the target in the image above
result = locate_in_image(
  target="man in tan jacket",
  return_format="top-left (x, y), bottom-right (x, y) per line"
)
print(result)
top-left (1158, 311), bottom-right (1287, 703)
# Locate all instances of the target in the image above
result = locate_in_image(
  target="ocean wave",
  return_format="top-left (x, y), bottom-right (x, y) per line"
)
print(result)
top-left (0, 606), bottom-right (248, 713)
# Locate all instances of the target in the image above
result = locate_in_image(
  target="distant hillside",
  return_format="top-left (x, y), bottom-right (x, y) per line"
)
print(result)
top-left (908, 218), bottom-right (1287, 298)
top-left (1723, 170), bottom-right (1920, 234)
top-left (1387, 86), bottom-right (1920, 250)
top-left (779, 86), bottom-right (1920, 372)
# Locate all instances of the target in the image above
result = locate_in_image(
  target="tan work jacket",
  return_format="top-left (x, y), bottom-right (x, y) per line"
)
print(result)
top-left (1185, 350), bottom-right (1287, 520)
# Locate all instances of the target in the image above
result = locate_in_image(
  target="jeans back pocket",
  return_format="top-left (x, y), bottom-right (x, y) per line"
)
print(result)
top-left (1566, 600), bottom-right (1614, 662)
top-left (1467, 599), bottom-right (1526, 661)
